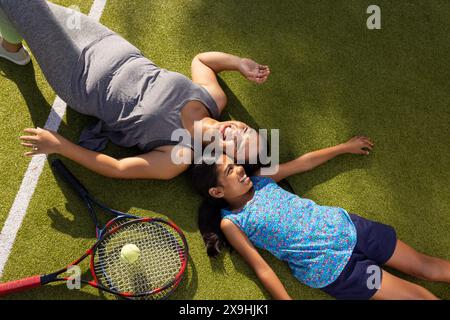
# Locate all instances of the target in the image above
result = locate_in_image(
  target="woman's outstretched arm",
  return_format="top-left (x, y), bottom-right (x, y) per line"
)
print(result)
top-left (191, 52), bottom-right (270, 113)
top-left (19, 128), bottom-right (190, 180)
top-left (221, 218), bottom-right (292, 300)
top-left (194, 52), bottom-right (270, 80)
top-left (257, 136), bottom-right (375, 182)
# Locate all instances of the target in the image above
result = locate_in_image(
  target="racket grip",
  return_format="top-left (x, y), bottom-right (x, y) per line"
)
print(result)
top-left (0, 276), bottom-right (42, 296)
top-left (51, 159), bottom-right (89, 198)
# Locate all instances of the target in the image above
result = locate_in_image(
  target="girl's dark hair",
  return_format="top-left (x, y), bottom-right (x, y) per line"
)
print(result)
top-left (190, 159), bottom-right (229, 257)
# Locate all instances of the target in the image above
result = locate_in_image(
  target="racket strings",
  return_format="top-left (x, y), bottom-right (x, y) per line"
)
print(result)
top-left (93, 221), bottom-right (186, 297)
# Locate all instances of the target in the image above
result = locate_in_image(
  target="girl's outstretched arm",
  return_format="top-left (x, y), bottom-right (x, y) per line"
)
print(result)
top-left (257, 136), bottom-right (374, 182)
top-left (221, 219), bottom-right (292, 300)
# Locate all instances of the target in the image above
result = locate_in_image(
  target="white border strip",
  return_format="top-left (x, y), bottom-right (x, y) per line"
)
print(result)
top-left (0, 0), bottom-right (108, 277)
top-left (88, 0), bottom-right (107, 21)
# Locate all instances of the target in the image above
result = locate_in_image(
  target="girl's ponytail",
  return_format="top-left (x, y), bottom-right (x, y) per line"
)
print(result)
top-left (198, 199), bottom-right (229, 257)
top-left (190, 159), bottom-right (230, 258)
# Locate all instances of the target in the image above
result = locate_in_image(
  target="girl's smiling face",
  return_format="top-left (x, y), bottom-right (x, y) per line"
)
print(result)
top-left (208, 154), bottom-right (253, 200)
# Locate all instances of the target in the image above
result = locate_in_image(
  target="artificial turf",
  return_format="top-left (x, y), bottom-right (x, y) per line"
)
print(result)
top-left (0, 0), bottom-right (449, 299)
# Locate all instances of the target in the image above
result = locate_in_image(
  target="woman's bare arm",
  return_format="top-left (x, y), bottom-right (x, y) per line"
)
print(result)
top-left (191, 52), bottom-right (270, 113)
top-left (221, 218), bottom-right (292, 300)
top-left (257, 136), bottom-right (374, 182)
top-left (194, 52), bottom-right (242, 73)
top-left (20, 128), bottom-right (190, 180)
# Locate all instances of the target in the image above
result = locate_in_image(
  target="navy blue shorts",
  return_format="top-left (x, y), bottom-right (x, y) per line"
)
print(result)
top-left (320, 213), bottom-right (397, 300)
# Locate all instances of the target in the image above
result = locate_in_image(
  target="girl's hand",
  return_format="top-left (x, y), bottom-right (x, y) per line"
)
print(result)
top-left (20, 127), bottom-right (63, 156)
top-left (341, 136), bottom-right (374, 155)
top-left (238, 58), bottom-right (270, 84)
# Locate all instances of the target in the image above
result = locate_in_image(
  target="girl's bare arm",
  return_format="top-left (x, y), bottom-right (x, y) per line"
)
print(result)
top-left (221, 218), bottom-right (292, 300)
top-left (257, 136), bottom-right (374, 182)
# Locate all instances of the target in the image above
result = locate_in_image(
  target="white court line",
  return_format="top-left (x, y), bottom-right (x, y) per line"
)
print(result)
top-left (87, 0), bottom-right (107, 21)
top-left (0, 0), bottom-right (108, 277)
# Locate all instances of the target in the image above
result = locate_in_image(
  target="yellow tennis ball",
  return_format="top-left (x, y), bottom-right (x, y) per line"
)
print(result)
top-left (120, 244), bottom-right (140, 264)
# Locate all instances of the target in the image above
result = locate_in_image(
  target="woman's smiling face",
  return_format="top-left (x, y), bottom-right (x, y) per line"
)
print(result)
top-left (211, 120), bottom-right (260, 162)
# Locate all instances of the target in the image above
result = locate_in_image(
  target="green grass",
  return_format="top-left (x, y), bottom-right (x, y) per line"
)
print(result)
top-left (1, 0), bottom-right (450, 299)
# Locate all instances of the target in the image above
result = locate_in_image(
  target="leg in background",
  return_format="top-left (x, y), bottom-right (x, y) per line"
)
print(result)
top-left (385, 240), bottom-right (450, 283)
top-left (0, 5), bottom-right (22, 44)
top-left (371, 269), bottom-right (439, 300)
top-left (0, 6), bottom-right (23, 52)
top-left (0, 0), bottom-right (79, 103)
top-left (0, 6), bottom-right (31, 65)
top-left (0, 0), bottom-right (114, 106)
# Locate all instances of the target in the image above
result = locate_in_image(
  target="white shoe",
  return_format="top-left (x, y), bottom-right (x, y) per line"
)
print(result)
top-left (0, 37), bottom-right (31, 66)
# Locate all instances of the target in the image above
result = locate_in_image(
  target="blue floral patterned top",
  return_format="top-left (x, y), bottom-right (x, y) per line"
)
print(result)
top-left (221, 176), bottom-right (357, 288)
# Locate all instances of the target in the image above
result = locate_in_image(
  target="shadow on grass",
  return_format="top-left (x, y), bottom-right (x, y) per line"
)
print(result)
top-left (217, 77), bottom-right (261, 129)
top-left (0, 60), bottom-right (51, 128)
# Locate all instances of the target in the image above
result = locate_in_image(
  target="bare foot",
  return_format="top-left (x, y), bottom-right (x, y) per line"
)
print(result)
top-left (1, 39), bottom-right (22, 53)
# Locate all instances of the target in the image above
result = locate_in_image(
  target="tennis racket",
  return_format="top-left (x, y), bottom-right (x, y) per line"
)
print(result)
top-left (0, 159), bottom-right (189, 299)
top-left (52, 159), bottom-right (189, 299)
top-left (0, 218), bottom-right (189, 298)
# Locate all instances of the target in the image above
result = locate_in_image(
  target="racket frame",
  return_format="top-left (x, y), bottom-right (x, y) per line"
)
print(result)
top-left (0, 218), bottom-right (189, 298)
top-left (50, 159), bottom-right (189, 298)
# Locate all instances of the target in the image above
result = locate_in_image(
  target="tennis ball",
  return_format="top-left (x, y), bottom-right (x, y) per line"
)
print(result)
top-left (120, 244), bottom-right (140, 264)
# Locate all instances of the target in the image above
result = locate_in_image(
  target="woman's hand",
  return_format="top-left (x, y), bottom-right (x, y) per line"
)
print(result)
top-left (20, 127), bottom-right (64, 156)
top-left (238, 58), bottom-right (270, 84)
top-left (340, 136), bottom-right (374, 155)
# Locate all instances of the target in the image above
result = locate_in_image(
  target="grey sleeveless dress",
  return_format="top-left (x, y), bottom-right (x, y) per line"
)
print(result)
top-left (73, 33), bottom-right (219, 152)
top-left (0, 0), bottom-right (219, 152)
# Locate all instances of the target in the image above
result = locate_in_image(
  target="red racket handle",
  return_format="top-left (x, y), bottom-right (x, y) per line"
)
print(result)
top-left (0, 276), bottom-right (42, 296)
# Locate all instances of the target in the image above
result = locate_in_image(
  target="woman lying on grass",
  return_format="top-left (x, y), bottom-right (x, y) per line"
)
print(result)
top-left (190, 138), bottom-right (450, 300)
top-left (1, 0), bottom-right (269, 180)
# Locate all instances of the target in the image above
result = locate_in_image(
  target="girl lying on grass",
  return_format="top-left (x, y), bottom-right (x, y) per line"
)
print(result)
top-left (190, 136), bottom-right (450, 300)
